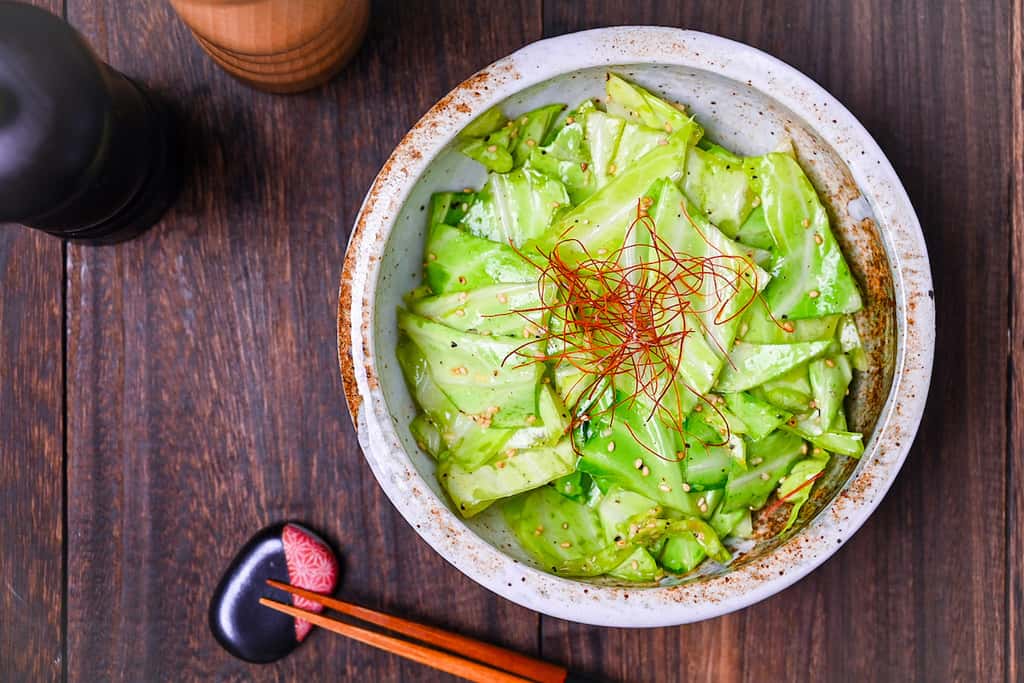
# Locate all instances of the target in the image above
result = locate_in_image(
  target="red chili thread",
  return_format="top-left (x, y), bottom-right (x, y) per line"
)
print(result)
top-left (495, 198), bottom-right (786, 455)
top-left (762, 470), bottom-right (826, 517)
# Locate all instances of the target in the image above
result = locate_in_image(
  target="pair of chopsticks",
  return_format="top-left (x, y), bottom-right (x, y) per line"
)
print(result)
top-left (261, 580), bottom-right (594, 683)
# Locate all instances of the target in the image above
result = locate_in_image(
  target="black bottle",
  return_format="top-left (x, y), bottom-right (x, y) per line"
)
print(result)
top-left (0, 2), bottom-right (179, 244)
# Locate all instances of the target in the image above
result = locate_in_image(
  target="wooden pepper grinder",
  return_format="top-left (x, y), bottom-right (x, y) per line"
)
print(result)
top-left (169, 0), bottom-right (370, 94)
top-left (0, 2), bottom-right (179, 244)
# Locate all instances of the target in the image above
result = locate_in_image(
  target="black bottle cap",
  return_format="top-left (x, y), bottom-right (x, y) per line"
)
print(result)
top-left (0, 2), bottom-right (110, 222)
top-left (0, 1), bottom-right (179, 242)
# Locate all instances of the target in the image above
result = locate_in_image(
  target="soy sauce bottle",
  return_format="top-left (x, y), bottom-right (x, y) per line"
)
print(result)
top-left (0, 2), bottom-right (180, 244)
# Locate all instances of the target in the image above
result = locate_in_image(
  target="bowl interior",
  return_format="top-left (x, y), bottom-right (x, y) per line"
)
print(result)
top-left (371, 63), bottom-right (896, 584)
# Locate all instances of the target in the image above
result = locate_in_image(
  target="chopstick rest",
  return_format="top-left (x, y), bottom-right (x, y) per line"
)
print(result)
top-left (209, 522), bottom-right (339, 663)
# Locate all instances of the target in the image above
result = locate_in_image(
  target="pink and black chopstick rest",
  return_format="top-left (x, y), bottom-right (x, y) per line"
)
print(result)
top-left (209, 522), bottom-right (340, 663)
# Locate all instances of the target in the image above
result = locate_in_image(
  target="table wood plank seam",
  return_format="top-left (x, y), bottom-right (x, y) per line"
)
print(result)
top-left (1008, 1), bottom-right (1023, 681)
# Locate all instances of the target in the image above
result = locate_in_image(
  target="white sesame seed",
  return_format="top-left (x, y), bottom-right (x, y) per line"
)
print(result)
top-left (641, 466), bottom-right (650, 477)
top-left (659, 483), bottom-right (672, 492)
top-left (759, 472), bottom-right (770, 481)
top-left (633, 458), bottom-right (643, 469)
top-left (607, 441), bottom-right (616, 452)
top-left (682, 482), bottom-right (692, 492)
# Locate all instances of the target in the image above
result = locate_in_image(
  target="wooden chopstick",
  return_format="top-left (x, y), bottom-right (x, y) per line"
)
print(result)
top-left (265, 579), bottom-right (567, 683)
top-left (259, 597), bottom-right (534, 683)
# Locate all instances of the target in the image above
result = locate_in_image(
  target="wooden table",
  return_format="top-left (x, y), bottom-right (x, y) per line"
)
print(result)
top-left (1, 1), bottom-right (1019, 680)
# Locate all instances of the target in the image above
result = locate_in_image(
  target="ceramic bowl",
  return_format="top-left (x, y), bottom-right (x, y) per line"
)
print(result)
top-left (338, 27), bottom-right (934, 627)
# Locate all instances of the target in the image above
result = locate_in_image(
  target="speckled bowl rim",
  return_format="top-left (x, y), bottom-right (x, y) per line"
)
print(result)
top-left (338, 27), bottom-right (934, 627)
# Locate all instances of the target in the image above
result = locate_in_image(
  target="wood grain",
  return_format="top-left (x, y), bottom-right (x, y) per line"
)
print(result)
top-left (541, 2), bottom-right (1012, 681)
top-left (62, 0), bottom-right (541, 680)
top-left (1009, 0), bottom-right (1023, 680)
top-left (0, 6), bottom-right (65, 683)
top-left (168, 0), bottom-right (371, 93)
top-left (0, 0), bottom-right (1017, 681)
top-left (0, 227), bottom-right (63, 683)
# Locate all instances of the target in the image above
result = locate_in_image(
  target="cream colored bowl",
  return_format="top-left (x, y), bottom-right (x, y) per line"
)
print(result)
top-left (338, 27), bottom-right (934, 627)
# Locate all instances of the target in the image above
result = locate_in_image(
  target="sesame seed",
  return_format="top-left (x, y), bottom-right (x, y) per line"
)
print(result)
top-left (534, 526), bottom-right (544, 535)
top-left (801, 218), bottom-right (811, 228)
top-left (580, 162), bottom-right (588, 171)
top-left (560, 541), bottom-right (572, 548)
top-left (486, 144), bottom-right (498, 153)
top-left (561, 522), bottom-right (569, 530)
top-left (659, 483), bottom-right (672, 492)
top-left (463, 187), bottom-right (473, 194)
top-left (800, 443), bottom-right (809, 455)
top-left (597, 248), bottom-right (607, 255)
top-left (641, 466), bottom-right (650, 477)
top-left (455, 308), bottom-right (466, 317)
top-left (457, 292), bottom-right (468, 302)
top-left (608, 163), bottom-right (617, 175)
top-left (496, 461), bottom-right (506, 469)
top-left (814, 233), bottom-right (824, 245)
top-left (694, 404), bottom-right (703, 412)
top-left (566, 116), bottom-right (576, 124)
top-left (551, 201), bottom-right (561, 208)
top-left (698, 503), bottom-right (708, 513)
top-left (752, 196), bottom-right (762, 207)
top-left (526, 138), bottom-right (536, 147)
top-left (524, 414), bottom-right (536, 424)
top-left (682, 482), bottom-right (692, 492)
top-left (695, 532), bottom-right (705, 542)
top-left (457, 276), bottom-right (467, 284)
top-left (658, 138), bottom-right (669, 146)
top-left (452, 366), bottom-right (468, 376)
top-left (631, 560), bottom-right (640, 570)
top-left (739, 322), bottom-right (749, 337)
top-left (759, 472), bottom-right (770, 481)
top-left (607, 442), bottom-right (616, 452)
top-left (427, 253), bottom-right (438, 261)
top-left (825, 358), bottom-right (836, 368)
top-left (497, 292), bottom-right (508, 304)
top-left (751, 457), bottom-right (764, 465)
top-left (813, 447), bottom-right (823, 455)
top-left (664, 122), bottom-right (674, 133)
top-left (808, 289), bottom-right (820, 299)
top-left (601, 428), bottom-right (613, 438)
top-left (519, 117), bottom-right (528, 125)
top-left (634, 458), bottom-right (644, 469)
top-left (808, 400), bottom-right (818, 409)
top-left (782, 322), bottom-right (796, 333)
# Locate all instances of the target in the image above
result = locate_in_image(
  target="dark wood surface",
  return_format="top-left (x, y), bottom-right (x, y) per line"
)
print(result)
top-left (0, 0), bottom-right (1019, 681)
